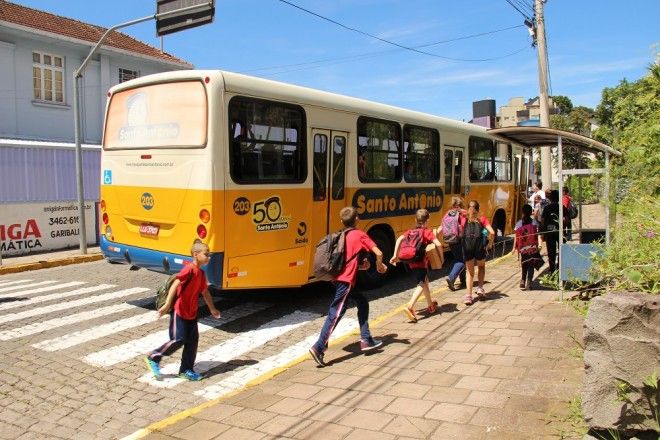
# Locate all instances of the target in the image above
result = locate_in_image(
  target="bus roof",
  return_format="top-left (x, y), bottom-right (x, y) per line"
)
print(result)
top-left (109, 69), bottom-right (494, 139)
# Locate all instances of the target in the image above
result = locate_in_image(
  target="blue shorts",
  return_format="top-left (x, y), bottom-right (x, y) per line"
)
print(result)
top-left (410, 267), bottom-right (429, 284)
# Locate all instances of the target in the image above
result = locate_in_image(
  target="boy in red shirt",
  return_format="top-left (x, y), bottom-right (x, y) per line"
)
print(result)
top-left (145, 240), bottom-right (221, 381)
top-left (390, 208), bottom-right (444, 322)
top-left (309, 207), bottom-right (387, 367)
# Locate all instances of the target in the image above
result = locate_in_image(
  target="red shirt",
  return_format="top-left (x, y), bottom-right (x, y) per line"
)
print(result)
top-left (173, 261), bottom-right (208, 320)
top-left (407, 228), bottom-right (436, 269)
top-left (335, 229), bottom-right (376, 288)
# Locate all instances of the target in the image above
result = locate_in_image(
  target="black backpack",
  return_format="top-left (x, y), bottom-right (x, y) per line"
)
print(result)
top-left (313, 228), bottom-right (358, 281)
top-left (397, 228), bottom-right (427, 263)
top-left (462, 220), bottom-right (484, 252)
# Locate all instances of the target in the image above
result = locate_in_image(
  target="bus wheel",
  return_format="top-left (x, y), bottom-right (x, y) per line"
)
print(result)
top-left (357, 228), bottom-right (392, 290)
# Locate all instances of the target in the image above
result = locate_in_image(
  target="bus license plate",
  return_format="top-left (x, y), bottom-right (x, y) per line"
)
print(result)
top-left (139, 224), bottom-right (159, 236)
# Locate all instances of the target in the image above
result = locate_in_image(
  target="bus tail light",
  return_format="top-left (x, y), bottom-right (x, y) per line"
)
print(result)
top-left (102, 213), bottom-right (109, 224)
top-left (100, 200), bottom-right (106, 212)
top-left (199, 209), bottom-right (210, 223)
top-left (197, 224), bottom-right (207, 239)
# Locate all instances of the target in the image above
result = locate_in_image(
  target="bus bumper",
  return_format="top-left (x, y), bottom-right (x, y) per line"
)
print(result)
top-left (100, 237), bottom-right (224, 288)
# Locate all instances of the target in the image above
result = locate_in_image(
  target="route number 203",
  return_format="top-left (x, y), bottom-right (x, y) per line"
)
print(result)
top-left (233, 197), bottom-right (251, 215)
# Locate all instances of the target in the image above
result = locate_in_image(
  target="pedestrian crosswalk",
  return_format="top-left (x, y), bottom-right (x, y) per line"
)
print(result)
top-left (0, 277), bottom-right (364, 402)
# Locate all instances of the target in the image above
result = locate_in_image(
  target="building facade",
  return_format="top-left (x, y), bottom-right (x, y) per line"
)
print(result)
top-left (0, 0), bottom-right (192, 143)
top-left (0, 1), bottom-right (192, 256)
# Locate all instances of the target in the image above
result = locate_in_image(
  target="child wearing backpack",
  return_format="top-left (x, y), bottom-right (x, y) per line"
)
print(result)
top-left (513, 204), bottom-right (542, 290)
top-left (462, 200), bottom-right (495, 305)
top-left (145, 239), bottom-right (221, 381)
top-left (437, 196), bottom-right (467, 291)
top-left (390, 209), bottom-right (443, 322)
top-left (309, 206), bottom-right (387, 368)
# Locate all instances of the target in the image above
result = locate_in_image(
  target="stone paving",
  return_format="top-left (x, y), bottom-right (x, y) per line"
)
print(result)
top-left (142, 254), bottom-right (585, 440)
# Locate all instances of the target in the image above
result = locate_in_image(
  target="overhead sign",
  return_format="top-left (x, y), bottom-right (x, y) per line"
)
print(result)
top-left (156, 0), bottom-right (215, 36)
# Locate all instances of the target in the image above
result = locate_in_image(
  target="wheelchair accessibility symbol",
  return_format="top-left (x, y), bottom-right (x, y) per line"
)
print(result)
top-left (103, 170), bottom-right (112, 185)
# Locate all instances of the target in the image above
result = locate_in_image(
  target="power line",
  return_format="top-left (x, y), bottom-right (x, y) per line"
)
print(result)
top-left (245, 24), bottom-right (526, 74)
top-left (278, 0), bottom-right (529, 63)
top-left (504, 0), bottom-right (533, 20)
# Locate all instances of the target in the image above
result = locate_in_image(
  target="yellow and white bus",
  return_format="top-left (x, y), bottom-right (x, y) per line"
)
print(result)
top-left (100, 70), bottom-right (527, 290)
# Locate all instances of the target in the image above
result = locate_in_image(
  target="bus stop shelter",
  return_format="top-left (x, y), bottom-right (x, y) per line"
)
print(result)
top-left (487, 126), bottom-right (622, 299)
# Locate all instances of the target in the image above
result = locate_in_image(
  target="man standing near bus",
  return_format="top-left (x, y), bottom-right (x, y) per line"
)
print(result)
top-left (309, 206), bottom-right (387, 367)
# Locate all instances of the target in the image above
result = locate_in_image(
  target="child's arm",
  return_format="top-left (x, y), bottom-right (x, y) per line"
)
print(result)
top-left (371, 246), bottom-right (387, 273)
top-left (201, 288), bottom-right (221, 319)
top-left (484, 224), bottom-right (496, 250)
top-left (389, 235), bottom-right (405, 265)
top-left (158, 279), bottom-right (180, 317)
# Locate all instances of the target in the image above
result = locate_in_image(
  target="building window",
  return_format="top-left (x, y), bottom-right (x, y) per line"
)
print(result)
top-left (119, 68), bottom-right (140, 83)
top-left (32, 51), bottom-right (64, 103)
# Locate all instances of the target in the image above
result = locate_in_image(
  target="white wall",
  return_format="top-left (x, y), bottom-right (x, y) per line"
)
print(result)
top-left (0, 28), bottom-right (189, 143)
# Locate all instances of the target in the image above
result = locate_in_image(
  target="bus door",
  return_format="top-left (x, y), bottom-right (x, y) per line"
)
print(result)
top-left (443, 146), bottom-right (465, 203)
top-left (310, 129), bottom-right (347, 277)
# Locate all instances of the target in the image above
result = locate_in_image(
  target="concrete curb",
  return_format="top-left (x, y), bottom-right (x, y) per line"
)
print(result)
top-left (0, 254), bottom-right (104, 275)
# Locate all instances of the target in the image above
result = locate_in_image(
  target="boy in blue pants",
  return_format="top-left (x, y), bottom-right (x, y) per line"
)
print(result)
top-left (309, 207), bottom-right (387, 367)
top-left (145, 240), bottom-right (221, 381)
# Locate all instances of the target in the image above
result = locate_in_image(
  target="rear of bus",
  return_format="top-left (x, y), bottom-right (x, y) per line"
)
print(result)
top-left (100, 71), bottom-right (223, 285)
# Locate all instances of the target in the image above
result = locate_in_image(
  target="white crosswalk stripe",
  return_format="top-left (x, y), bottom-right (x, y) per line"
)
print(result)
top-left (0, 279), bottom-right (33, 288)
top-left (0, 302), bottom-right (143, 340)
top-left (0, 284), bottom-right (116, 311)
top-left (32, 310), bottom-right (157, 351)
top-left (140, 311), bottom-right (316, 388)
top-left (83, 302), bottom-right (272, 367)
top-left (0, 287), bottom-right (149, 325)
top-left (0, 281), bottom-right (86, 297)
top-left (0, 280), bottom-right (60, 294)
top-left (195, 318), bottom-right (359, 400)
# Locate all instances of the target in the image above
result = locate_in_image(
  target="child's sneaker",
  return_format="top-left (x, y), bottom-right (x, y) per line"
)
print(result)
top-left (308, 347), bottom-right (326, 367)
top-left (179, 370), bottom-right (203, 381)
top-left (144, 356), bottom-right (162, 380)
top-left (463, 294), bottom-right (473, 305)
top-left (519, 280), bottom-right (526, 289)
top-left (427, 300), bottom-right (439, 314)
top-left (360, 337), bottom-right (383, 352)
top-left (475, 286), bottom-right (486, 299)
top-left (403, 305), bottom-right (417, 323)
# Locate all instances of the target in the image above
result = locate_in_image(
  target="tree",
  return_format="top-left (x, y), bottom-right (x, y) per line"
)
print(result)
top-left (551, 95), bottom-right (573, 114)
top-left (591, 64), bottom-right (660, 293)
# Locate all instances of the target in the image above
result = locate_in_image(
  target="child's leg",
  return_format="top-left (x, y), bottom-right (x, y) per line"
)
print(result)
top-left (179, 319), bottom-right (199, 374)
top-left (407, 285), bottom-right (424, 308)
top-left (350, 290), bottom-right (372, 341)
top-left (465, 259), bottom-right (475, 296)
top-left (421, 280), bottom-right (433, 307)
top-left (149, 313), bottom-right (185, 363)
top-left (312, 282), bottom-right (351, 354)
top-left (477, 259), bottom-right (486, 288)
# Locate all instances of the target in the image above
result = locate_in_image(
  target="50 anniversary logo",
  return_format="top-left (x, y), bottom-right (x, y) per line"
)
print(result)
top-left (352, 188), bottom-right (444, 219)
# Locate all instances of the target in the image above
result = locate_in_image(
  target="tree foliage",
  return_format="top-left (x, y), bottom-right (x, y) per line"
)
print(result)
top-left (591, 64), bottom-right (660, 294)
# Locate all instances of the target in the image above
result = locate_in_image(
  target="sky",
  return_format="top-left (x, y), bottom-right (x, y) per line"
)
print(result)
top-left (13, 0), bottom-right (660, 121)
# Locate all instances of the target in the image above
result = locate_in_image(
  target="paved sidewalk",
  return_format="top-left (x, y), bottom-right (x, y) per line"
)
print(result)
top-left (0, 246), bottom-right (103, 275)
top-left (135, 254), bottom-right (585, 440)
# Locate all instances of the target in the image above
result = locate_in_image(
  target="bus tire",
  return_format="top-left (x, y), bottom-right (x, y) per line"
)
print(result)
top-left (357, 228), bottom-right (392, 290)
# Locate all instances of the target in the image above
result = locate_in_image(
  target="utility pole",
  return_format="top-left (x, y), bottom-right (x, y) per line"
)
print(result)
top-left (534, 0), bottom-right (552, 190)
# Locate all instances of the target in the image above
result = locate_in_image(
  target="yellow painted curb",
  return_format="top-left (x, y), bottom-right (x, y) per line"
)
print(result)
top-left (124, 251), bottom-right (515, 439)
top-left (0, 254), bottom-right (104, 275)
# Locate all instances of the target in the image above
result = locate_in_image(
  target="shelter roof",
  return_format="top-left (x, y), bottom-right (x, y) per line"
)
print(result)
top-left (487, 126), bottom-right (621, 157)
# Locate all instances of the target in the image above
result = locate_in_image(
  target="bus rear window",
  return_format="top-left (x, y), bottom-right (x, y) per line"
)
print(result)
top-left (104, 81), bottom-right (207, 149)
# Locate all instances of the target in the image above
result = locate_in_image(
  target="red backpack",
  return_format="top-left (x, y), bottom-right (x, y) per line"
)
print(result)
top-left (515, 222), bottom-right (538, 254)
top-left (397, 228), bottom-right (427, 262)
